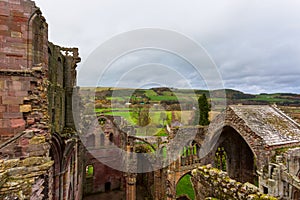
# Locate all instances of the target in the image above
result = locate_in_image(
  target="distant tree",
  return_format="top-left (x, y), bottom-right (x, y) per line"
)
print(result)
top-left (131, 105), bottom-right (151, 127)
top-left (160, 112), bottom-right (167, 126)
top-left (166, 113), bottom-right (172, 126)
top-left (196, 94), bottom-right (210, 125)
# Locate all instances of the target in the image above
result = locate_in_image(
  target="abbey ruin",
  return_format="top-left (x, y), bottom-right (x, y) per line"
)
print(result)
top-left (1, 0), bottom-right (300, 200)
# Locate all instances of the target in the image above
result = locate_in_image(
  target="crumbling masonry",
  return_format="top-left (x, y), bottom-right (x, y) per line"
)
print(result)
top-left (0, 0), bottom-right (83, 199)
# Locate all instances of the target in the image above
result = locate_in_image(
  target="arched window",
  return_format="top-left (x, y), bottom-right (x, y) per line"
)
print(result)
top-left (85, 165), bottom-right (94, 178)
top-left (109, 133), bottom-right (114, 143)
top-left (215, 147), bottom-right (227, 171)
top-left (32, 16), bottom-right (45, 65)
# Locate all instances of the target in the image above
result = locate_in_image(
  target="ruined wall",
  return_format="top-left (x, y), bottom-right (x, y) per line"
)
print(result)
top-left (84, 154), bottom-right (124, 195)
top-left (83, 116), bottom-right (127, 196)
top-left (0, 0), bottom-right (49, 142)
top-left (0, 155), bottom-right (53, 199)
top-left (0, 0), bottom-right (48, 71)
top-left (258, 150), bottom-right (300, 199)
top-left (0, 0), bottom-right (84, 199)
top-left (285, 147), bottom-right (300, 198)
top-left (191, 165), bottom-right (277, 200)
top-left (47, 43), bottom-right (80, 134)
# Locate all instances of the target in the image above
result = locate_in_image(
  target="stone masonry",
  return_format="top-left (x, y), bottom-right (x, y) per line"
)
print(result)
top-left (0, 0), bottom-right (83, 199)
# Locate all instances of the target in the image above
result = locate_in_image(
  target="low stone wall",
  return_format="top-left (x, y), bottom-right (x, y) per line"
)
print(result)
top-left (191, 165), bottom-right (277, 200)
top-left (0, 156), bottom-right (53, 199)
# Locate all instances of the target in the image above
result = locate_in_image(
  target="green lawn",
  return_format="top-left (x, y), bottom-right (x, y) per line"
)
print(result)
top-left (176, 174), bottom-right (195, 200)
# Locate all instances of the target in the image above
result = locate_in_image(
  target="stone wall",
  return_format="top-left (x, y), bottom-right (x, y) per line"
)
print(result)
top-left (0, 155), bottom-right (53, 199)
top-left (191, 165), bottom-right (277, 200)
top-left (83, 115), bottom-right (128, 196)
top-left (84, 153), bottom-right (124, 195)
top-left (0, 0), bottom-right (83, 199)
top-left (0, 0), bottom-right (48, 71)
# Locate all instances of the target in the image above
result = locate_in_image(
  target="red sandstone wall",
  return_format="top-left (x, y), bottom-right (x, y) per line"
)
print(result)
top-left (85, 152), bottom-right (124, 195)
top-left (0, 1), bottom-right (84, 199)
top-left (0, 75), bottom-right (28, 138)
top-left (0, 0), bottom-right (48, 140)
top-left (0, 0), bottom-right (44, 69)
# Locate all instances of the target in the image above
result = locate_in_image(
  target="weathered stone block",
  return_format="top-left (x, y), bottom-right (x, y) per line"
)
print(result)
top-left (0, 119), bottom-right (10, 128)
top-left (0, 80), bottom-right (4, 90)
top-left (20, 104), bottom-right (31, 112)
top-left (10, 31), bottom-right (21, 38)
top-left (0, 8), bottom-right (9, 16)
top-left (26, 117), bottom-right (35, 125)
top-left (0, 105), bottom-right (6, 112)
top-left (2, 96), bottom-right (23, 104)
top-left (7, 105), bottom-right (20, 112)
top-left (14, 91), bottom-right (27, 97)
top-left (19, 137), bottom-right (29, 146)
top-left (29, 136), bottom-right (46, 145)
top-left (8, 0), bottom-right (21, 5)
top-left (3, 112), bottom-right (22, 119)
top-left (10, 118), bottom-right (25, 128)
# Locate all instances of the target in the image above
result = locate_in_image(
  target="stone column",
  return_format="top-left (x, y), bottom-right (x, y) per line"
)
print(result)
top-left (126, 174), bottom-right (137, 200)
top-left (166, 171), bottom-right (176, 200)
top-left (125, 140), bottom-right (137, 200)
top-left (154, 170), bottom-right (162, 200)
top-left (189, 146), bottom-right (193, 164)
top-left (59, 172), bottom-right (64, 200)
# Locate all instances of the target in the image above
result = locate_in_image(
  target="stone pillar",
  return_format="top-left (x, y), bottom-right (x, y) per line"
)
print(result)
top-left (62, 48), bottom-right (80, 128)
top-left (166, 171), bottom-right (176, 200)
top-left (189, 146), bottom-right (193, 164)
top-left (59, 173), bottom-right (64, 200)
top-left (126, 174), bottom-right (137, 200)
top-left (125, 139), bottom-right (137, 200)
top-left (153, 170), bottom-right (162, 200)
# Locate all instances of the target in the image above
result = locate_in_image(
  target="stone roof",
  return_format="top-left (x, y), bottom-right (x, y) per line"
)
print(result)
top-left (229, 105), bottom-right (300, 147)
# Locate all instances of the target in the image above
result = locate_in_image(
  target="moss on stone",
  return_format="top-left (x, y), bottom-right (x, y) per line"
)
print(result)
top-left (29, 136), bottom-right (46, 144)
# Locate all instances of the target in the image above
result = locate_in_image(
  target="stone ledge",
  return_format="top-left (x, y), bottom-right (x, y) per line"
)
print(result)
top-left (192, 165), bottom-right (277, 200)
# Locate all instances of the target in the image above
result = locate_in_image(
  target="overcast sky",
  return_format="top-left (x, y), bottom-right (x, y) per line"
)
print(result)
top-left (34, 0), bottom-right (300, 94)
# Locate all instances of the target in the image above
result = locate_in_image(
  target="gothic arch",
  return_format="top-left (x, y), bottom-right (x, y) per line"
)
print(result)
top-left (62, 140), bottom-right (76, 172)
top-left (211, 125), bottom-right (257, 184)
top-left (50, 133), bottom-right (63, 200)
top-left (212, 124), bottom-right (257, 159)
top-left (175, 171), bottom-right (192, 186)
top-left (209, 107), bottom-right (267, 170)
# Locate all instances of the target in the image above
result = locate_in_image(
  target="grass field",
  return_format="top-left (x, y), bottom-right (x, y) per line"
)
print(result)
top-left (176, 174), bottom-right (195, 200)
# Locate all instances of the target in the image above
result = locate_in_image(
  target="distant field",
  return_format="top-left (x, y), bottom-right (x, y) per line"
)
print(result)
top-left (95, 108), bottom-right (197, 136)
top-left (93, 87), bottom-right (300, 128)
top-left (279, 106), bottom-right (300, 123)
top-left (245, 95), bottom-right (287, 102)
top-left (95, 109), bottom-right (194, 126)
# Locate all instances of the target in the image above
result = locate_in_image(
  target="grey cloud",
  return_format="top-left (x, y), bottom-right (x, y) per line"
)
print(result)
top-left (34, 0), bottom-right (300, 93)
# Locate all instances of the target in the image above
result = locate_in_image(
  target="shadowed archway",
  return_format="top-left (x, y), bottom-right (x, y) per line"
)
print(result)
top-left (213, 126), bottom-right (257, 184)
